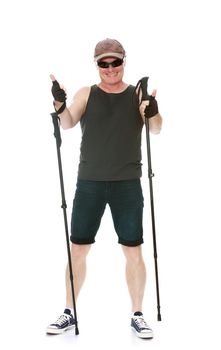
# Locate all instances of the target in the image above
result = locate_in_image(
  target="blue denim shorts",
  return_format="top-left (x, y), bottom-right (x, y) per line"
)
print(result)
top-left (70, 179), bottom-right (144, 246)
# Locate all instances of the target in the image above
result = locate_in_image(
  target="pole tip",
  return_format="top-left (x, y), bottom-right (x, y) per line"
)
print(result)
top-left (75, 326), bottom-right (79, 335)
top-left (157, 313), bottom-right (162, 321)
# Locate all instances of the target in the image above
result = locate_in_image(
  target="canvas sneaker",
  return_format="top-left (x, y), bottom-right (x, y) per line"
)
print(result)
top-left (131, 311), bottom-right (153, 339)
top-left (46, 309), bottom-right (75, 334)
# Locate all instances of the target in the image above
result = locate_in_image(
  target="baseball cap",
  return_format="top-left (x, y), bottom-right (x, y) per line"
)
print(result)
top-left (94, 38), bottom-right (126, 61)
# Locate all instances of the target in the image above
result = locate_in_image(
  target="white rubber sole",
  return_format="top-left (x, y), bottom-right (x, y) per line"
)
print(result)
top-left (131, 326), bottom-right (154, 339)
top-left (46, 324), bottom-right (75, 335)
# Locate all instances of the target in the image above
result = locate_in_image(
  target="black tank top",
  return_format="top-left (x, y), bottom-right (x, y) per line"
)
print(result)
top-left (77, 84), bottom-right (143, 181)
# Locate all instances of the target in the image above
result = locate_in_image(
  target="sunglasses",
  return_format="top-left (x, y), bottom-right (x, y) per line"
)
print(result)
top-left (97, 58), bottom-right (124, 69)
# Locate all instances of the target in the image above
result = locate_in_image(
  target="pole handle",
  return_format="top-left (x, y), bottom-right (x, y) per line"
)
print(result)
top-left (139, 77), bottom-right (150, 101)
top-left (51, 112), bottom-right (62, 147)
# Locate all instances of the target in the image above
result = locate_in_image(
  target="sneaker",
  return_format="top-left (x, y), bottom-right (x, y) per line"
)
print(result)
top-left (46, 309), bottom-right (75, 334)
top-left (131, 311), bottom-right (153, 339)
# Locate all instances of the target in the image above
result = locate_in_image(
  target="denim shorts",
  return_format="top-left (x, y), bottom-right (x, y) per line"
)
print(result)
top-left (70, 179), bottom-right (144, 246)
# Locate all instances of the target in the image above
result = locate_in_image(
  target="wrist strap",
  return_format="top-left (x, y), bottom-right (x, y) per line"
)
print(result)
top-left (53, 101), bottom-right (66, 114)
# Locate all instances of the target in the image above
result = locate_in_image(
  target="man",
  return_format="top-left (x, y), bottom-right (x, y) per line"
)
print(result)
top-left (47, 38), bottom-right (162, 339)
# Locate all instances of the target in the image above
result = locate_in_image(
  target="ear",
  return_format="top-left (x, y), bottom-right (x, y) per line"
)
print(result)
top-left (123, 58), bottom-right (126, 67)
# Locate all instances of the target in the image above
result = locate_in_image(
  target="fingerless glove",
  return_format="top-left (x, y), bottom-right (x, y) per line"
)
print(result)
top-left (144, 96), bottom-right (159, 119)
top-left (51, 80), bottom-right (67, 114)
top-left (51, 80), bottom-right (66, 101)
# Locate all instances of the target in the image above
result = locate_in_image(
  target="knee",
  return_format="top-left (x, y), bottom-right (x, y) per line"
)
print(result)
top-left (71, 243), bottom-right (91, 261)
top-left (122, 245), bottom-right (143, 264)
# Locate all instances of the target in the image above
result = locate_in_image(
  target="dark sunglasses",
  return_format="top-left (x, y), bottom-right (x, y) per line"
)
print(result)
top-left (97, 58), bottom-right (124, 69)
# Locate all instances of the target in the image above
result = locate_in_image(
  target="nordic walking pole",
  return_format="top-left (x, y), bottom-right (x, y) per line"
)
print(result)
top-left (50, 111), bottom-right (79, 335)
top-left (140, 77), bottom-right (162, 321)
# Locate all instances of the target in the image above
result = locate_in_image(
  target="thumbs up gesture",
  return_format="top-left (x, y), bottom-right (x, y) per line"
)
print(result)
top-left (50, 74), bottom-right (67, 102)
top-left (50, 74), bottom-right (67, 114)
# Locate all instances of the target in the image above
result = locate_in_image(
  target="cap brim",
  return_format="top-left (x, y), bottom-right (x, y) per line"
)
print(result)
top-left (94, 52), bottom-right (124, 61)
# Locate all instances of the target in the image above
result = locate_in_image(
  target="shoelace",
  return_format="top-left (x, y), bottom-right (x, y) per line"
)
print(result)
top-left (134, 316), bottom-right (150, 330)
top-left (54, 313), bottom-right (71, 326)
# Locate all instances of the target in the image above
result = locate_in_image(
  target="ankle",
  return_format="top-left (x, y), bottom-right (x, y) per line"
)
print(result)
top-left (64, 308), bottom-right (74, 316)
top-left (132, 311), bottom-right (143, 317)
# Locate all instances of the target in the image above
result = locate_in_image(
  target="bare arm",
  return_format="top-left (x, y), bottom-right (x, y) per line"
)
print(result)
top-left (54, 87), bottom-right (90, 129)
top-left (148, 112), bottom-right (163, 134)
top-left (140, 103), bottom-right (163, 134)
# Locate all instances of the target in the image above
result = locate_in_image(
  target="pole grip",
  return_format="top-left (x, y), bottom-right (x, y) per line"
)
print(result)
top-left (140, 77), bottom-right (150, 101)
top-left (51, 112), bottom-right (62, 147)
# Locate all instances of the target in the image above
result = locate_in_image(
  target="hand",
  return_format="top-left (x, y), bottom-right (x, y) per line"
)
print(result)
top-left (50, 74), bottom-right (67, 102)
top-left (140, 89), bottom-right (159, 120)
top-left (50, 74), bottom-right (67, 114)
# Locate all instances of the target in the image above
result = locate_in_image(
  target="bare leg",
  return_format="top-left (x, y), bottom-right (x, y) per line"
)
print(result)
top-left (66, 243), bottom-right (91, 308)
top-left (121, 245), bottom-right (146, 312)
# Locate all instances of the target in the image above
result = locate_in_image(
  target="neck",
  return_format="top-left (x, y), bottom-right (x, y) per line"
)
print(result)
top-left (98, 81), bottom-right (128, 93)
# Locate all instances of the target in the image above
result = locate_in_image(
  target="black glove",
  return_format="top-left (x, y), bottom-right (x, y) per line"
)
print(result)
top-left (144, 96), bottom-right (159, 119)
top-left (51, 80), bottom-right (66, 102)
top-left (51, 80), bottom-right (67, 114)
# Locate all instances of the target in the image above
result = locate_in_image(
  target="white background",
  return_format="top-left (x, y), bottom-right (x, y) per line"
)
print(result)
top-left (0, 0), bottom-right (220, 349)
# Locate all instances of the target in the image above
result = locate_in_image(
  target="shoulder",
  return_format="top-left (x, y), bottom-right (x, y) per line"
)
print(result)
top-left (73, 86), bottom-right (91, 102)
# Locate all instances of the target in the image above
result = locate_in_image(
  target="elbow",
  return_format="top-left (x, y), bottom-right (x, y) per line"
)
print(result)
top-left (61, 125), bottom-right (70, 130)
top-left (149, 114), bottom-right (163, 135)
top-left (150, 127), bottom-right (162, 135)
top-left (60, 116), bottom-right (75, 130)
top-left (61, 124), bottom-right (74, 130)
top-left (60, 121), bottom-right (74, 130)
